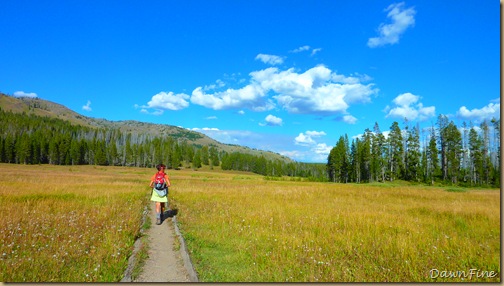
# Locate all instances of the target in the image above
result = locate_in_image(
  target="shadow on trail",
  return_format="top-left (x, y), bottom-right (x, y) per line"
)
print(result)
top-left (161, 209), bottom-right (178, 224)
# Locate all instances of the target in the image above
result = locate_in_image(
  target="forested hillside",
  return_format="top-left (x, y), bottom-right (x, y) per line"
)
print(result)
top-left (327, 117), bottom-right (500, 188)
top-left (0, 93), bottom-right (291, 162)
top-left (0, 98), bottom-right (326, 179)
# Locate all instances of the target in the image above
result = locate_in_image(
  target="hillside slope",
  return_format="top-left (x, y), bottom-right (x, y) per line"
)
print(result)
top-left (0, 93), bottom-right (291, 162)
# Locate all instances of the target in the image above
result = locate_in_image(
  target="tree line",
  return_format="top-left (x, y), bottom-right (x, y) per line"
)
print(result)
top-left (327, 116), bottom-right (500, 188)
top-left (220, 152), bottom-right (327, 181)
top-left (2, 107), bottom-right (499, 186)
top-left (0, 108), bottom-right (327, 179)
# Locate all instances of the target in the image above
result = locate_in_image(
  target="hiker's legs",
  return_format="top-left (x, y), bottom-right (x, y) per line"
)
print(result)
top-left (155, 202), bottom-right (161, 224)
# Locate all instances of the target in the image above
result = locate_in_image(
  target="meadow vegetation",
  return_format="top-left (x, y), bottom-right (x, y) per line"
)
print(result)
top-left (170, 170), bottom-right (500, 282)
top-left (0, 164), bottom-right (500, 282)
top-left (0, 164), bottom-right (150, 282)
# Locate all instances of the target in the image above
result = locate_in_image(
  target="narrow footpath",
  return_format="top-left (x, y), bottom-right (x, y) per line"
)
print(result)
top-left (123, 202), bottom-right (198, 283)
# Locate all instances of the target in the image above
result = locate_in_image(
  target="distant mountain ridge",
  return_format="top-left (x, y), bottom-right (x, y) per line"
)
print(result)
top-left (0, 93), bottom-right (291, 162)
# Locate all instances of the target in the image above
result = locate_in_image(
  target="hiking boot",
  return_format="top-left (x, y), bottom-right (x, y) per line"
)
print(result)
top-left (156, 218), bottom-right (161, 225)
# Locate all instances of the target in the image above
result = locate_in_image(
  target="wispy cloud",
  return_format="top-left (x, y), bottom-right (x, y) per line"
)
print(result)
top-left (137, 106), bottom-right (163, 116)
top-left (255, 53), bottom-right (284, 65)
top-left (290, 45), bottom-right (311, 53)
top-left (368, 2), bottom-right (416, 48)
top-left (191, 127), bottom-right (220, 131)
top-left (189, 126), bottom-right (330, 163)
top-left (13, 91), bottom-right (37, 98)
top-left (311, 48), bottom-right (322, 56)
top-left (384, 92), bottom-right (435, 121)
top-left (190, 128), bottom-right (264, 146)
top-left (82, 100), bottom-right (92, 112)
top-left (290, 45), bottom-right (322, 56)
top-left (456, 100), bottom-right (500, 122)
top-left (203, 79), bottom-right (226, 91)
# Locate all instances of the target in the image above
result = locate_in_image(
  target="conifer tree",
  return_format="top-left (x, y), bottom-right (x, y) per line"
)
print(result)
top-left (192, 149), bottom-right (202, 169)
top-left (387, 121), bottom-right (404, 181)
top-left (209, 146), bottom-right (220, 167)
top-left (405, 124), bottom-right (421, 182)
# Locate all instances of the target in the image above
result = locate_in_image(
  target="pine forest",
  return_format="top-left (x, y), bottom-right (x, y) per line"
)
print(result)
top-left (0, 107), bottom-right (500, 188)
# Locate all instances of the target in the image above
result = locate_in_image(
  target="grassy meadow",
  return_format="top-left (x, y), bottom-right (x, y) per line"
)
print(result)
top-left (0, 164), bottom-right (500, 282)
top-left (0, 164), bottom-right (151, 282)
top-left (170, 170), bottom-right (500, 282)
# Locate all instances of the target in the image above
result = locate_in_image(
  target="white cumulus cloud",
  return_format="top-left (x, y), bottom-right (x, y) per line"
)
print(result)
top-left (191, 84), bottom-right (274, 111)
top-left (385, 92), bottom-right (435, 121)
top-left (147, 59), bottom-right (378, 123)
top-left (255, 53), bottom-right (284, 65)
top-left (313, 143), bottom-right (332, 157)
top-left (295, 133), bottom-right (316, 146)
top-left (392, 92), bottom-right (419, 106)
top-left (342, 115), bottom-right (358, 124)
top-left (251, 65), bottom-right (377, 115)
top-left (295, 130), bottom-right (326, 146)
top-left (456, 101), bottom-right (500, 122)
top-left (291, 131), bottom-right (331, 162)
top-left (13, 91), bottom-right (37, 98)
top-left (263, 114), bottom-right (283, 126)
top-left (368, 2), bottom-right (416, 48)
top-left (146, 91), bottom-right (190, 112)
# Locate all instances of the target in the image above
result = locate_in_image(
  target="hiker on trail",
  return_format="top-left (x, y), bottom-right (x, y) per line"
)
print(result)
top-left (149, 163), bottom-right (171, 225)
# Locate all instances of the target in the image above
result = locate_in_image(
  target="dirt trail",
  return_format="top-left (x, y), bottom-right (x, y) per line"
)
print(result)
top-left (123, 202), bottom-right (198, 283)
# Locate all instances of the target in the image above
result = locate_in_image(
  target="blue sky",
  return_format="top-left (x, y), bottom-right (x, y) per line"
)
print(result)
top-left (1, 1), bottom-right (500, 162)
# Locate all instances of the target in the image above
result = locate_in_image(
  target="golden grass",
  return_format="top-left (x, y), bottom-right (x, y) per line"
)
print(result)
top-left (0, 164), bottom-right (150, 282)
top-left (1, 164), bottom-right (499, 282)
top-left (169, 171), bottom-right (500, 282)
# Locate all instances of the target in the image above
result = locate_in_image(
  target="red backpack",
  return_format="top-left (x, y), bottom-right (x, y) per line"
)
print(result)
top-left (154, 172), bottom-right (167, 190)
